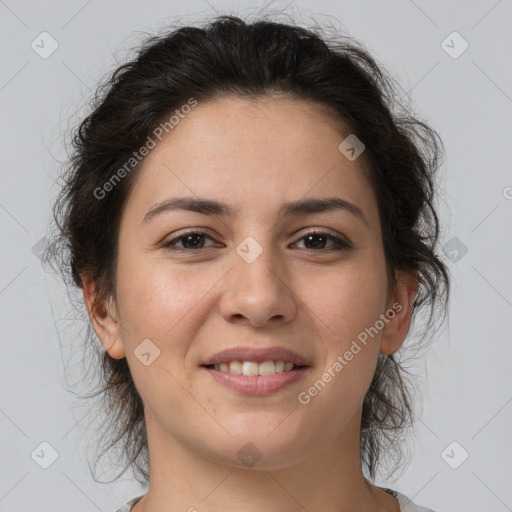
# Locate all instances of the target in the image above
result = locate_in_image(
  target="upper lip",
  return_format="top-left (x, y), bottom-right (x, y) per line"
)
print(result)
top-left (201, 346), bottom-right (312, 366)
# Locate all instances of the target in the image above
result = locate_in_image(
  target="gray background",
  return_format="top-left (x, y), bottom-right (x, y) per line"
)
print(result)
top-left (1, 1), bottom-right (511, 511)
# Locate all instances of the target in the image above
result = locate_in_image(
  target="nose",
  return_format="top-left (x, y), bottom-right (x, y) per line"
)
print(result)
top-left (218, 240), bottom-right (297, 328)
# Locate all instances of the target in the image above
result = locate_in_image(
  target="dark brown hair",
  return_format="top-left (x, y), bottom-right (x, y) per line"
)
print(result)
top-left (47, 13), bottom-right (450, 484)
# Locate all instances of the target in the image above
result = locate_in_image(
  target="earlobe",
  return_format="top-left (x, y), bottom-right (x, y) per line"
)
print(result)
top-left (380, 271), bottom-right (418, 355)
top-left (81, 273), bottom-right (126, 360)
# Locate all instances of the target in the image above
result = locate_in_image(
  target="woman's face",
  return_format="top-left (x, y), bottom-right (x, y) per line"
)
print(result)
top-left (92, 95), bottom-right (414, 470)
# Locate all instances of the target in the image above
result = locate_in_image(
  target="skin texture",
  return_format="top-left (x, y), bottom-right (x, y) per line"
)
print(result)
top-left (83, 96), bottom-right (417, 512)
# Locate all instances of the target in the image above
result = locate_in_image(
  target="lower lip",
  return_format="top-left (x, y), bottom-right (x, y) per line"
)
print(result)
top-left (202, 367), bottom-right (310, 396)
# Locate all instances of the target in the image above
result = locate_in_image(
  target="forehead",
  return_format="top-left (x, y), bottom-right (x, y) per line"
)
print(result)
top-left (122, 95), bottom-right (379, 227)
top-left (152, 94), bottom-right (353, 166)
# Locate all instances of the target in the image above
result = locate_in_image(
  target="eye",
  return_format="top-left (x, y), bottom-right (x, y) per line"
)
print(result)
top-left (291, 230), bottom-right (351, 252)
top-left (162, 229), bottom-right (217, 251)
top-left (161, 229), bottom-right (351, 252)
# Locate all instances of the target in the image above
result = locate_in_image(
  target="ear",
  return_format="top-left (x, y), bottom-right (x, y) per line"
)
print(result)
top-left (379, 271), bottom-right (418, 355)
top-left (81, 273), bottom-right (126, 359)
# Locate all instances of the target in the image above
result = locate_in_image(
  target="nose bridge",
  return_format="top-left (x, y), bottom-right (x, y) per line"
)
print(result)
top-left (218, 232), bottom-right (296, 326)
top-left (235, 232), bottom-right (285, 295)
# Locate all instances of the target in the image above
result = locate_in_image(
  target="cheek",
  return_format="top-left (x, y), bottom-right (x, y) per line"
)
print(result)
top-left (115, 253), bottom-right (210, 339)
top-left (295, 259), bottom-right (386, 401)
top-left (114, 257), bottom-right (212, 414)
top-left (297, 257), bottom-right (388, 342)
top-left (297, 270), bottom-right (385, 437)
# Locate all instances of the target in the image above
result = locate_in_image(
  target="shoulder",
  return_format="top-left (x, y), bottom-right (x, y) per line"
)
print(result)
top-left (382, 487), bottom-right (437, 512)
top-left (112, 495), bottom-right (145, 512)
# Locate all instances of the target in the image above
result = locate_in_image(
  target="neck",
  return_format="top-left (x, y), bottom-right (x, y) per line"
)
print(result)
top-left (132, 409), bottom-right (399, 512)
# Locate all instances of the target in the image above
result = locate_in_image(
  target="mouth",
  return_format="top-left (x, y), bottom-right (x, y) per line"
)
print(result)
top-left (200, 346), bottom-right (312, 395)
top-left (201, 360), bottom-right (309, 376)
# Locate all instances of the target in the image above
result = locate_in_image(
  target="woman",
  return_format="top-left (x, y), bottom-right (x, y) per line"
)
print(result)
top-left (48, 14), bottom-right (449, 512)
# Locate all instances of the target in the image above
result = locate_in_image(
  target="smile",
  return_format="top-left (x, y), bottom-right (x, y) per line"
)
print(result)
top-left (202, 362), bottom-right (311, 395)
top-left (204, 360), bottom-right (301, 376)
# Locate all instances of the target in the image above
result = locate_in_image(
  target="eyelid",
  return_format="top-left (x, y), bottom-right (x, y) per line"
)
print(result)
top-left (293, 227), bottom-right (351, 243)
top-left (166, 227), bottom-right (216, 239)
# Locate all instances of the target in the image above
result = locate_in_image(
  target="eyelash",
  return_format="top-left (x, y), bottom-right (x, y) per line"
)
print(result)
top-left (162, 229), bottom-right (351, 253)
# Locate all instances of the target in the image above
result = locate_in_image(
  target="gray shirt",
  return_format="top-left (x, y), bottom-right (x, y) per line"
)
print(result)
top-left (113, 488), bottom-right (436, 512)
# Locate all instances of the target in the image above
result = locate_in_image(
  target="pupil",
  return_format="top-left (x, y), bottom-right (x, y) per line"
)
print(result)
top-left (184, 234), bottom-right (203, 248)
top-left (306, 234), bottom-right (325, 249)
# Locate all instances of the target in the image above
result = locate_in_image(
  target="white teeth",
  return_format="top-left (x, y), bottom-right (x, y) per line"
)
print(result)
top-left (258, 360), bottom-right (275, 376)
top-left (275, 361), bottom-right (285, 372)
top-left (212, 360), bottom-right (297, 375)
top-left (242, 361), bottom-right (259, 376)
top-left (229, 361), bottom-right (242, 374)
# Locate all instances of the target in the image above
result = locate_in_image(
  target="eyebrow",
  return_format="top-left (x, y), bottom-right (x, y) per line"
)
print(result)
top-left (141, 196), bottom-right (369, 227)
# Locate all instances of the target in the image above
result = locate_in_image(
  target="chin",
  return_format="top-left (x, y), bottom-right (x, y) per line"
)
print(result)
top-left (203, 422), bottom-right (313, 470)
